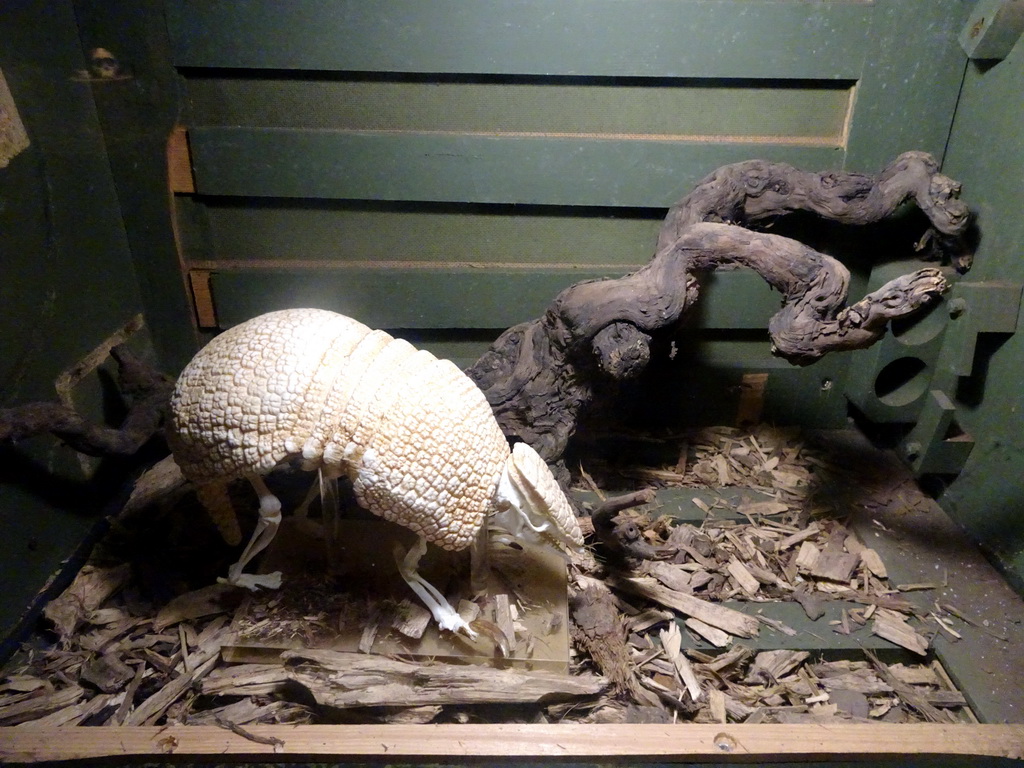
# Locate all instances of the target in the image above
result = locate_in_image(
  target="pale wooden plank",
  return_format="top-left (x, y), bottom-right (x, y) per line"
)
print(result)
top-left (3, 723), bottom-right (1022, 762)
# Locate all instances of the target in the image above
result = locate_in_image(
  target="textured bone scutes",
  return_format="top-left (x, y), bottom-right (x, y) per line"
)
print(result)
top-left (257, 311), bottom-right (371, 467)
top-left (508, 441), bottom-right (584, 548)
top-left (346, 348), bottom-right (436, 458)
top-left (168, 308), bottom-right (372, 483)
top-left (335, 336), bottom-right (418, 459)
top-left (352, 358), bottom-right (510, 551)
top-left (289, 315), bottom-right (374, 458)
top-left (316, 330), bottom-right (394, 468)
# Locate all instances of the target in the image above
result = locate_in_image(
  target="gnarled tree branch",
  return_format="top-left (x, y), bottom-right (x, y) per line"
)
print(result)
top-left (0, 346), bottom-right (173, 457)
top-left (467, 152), bottom-right (972, 461)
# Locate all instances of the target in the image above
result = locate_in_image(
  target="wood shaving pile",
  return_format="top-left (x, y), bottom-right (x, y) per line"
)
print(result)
top-left (0, 426), bottom-right (976, 728)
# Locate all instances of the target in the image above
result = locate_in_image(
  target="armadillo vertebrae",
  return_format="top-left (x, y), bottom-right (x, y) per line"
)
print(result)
top-left (168, 308), bottom-right (574, 552)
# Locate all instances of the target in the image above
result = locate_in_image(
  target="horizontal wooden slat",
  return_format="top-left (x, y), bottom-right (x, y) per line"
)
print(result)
top-left (184, 78), bottom-right (853, 143)
top-left (185, 203), bottom-right (661, 266)
top-left (206, 267), bottom-right (783, 330)
top-left (189, 128), bottom-right (843, 206)
top-left (167, 0), bottom-right (870, 80)
top-left (689, 270), bottom-right (784, 330)
top-left (210, 267), bottom-right (620, 329)
top-left (5, 723), bottom-right (1024, 763)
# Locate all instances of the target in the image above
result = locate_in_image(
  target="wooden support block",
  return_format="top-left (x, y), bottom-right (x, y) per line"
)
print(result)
top-left (189, 270), bottom-right (217, 328)
top-left (735, 372), bottom-right (769, 428)
top-left (960, 0), bottom-right (1024, 59)
top-left (167, 125), bottom-right (196, 193)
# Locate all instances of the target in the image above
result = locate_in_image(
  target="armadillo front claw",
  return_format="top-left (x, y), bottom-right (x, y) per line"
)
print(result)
top-left (468, 618), bottom-right (511, 657)
top-left (394, 537), bottom-right (477, 638)
top-left (219, 570), bottom-right (283, 591)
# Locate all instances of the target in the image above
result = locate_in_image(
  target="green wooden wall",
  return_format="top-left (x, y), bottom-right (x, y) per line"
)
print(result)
top-left (939, 38), bottom-right (1024, 589)
top-left (0, 2), bottom-right (157, 643)
top-left (166, 0), bottom-right (971, 433)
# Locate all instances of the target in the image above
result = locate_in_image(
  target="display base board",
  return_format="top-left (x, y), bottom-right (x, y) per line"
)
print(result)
top-left (223, 516), bottom-right (571, 671)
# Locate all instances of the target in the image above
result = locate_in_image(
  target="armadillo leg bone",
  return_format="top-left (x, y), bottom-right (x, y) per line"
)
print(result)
top-left (318, 467), bottom-right (343, 562)
top-left (292, 476), bottom-right (321, 519)
top-left (394, 536), bottom-right (476, 637)
top-left (222, 474), bottom-right (283, 590)
top-left (469, 523), bottom-right (489, 597)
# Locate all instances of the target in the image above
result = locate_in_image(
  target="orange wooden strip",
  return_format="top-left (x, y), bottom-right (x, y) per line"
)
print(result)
top-left (167, 125), bottom-right (195, 194)
top-left (188, 269), bottom-right (217, 328)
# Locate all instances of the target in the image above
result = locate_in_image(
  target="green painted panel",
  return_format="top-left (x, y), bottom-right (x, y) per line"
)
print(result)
top-left (689, 270), bottom-right (781, 330)
top-left (844, 0), bottom-right (970, 171)
top-left (194, 203), bottom-right (661, 266)
top-left (210, 267), bottom-right (784, 331)
top-left (211, 267), bottom-right (615, 329)
top-left (189, 128), bottom-right (843, 206)
top-left (0, 1), bottom-right (149, 645)
top-left (185, 77), bottom-right (853, 143)
top-left (75, 0), bottom-right (198, 373)
top-left (643, 345), bottom-right (852, 429)
top-left (167, 0), bottom-right (869, 80)
top-left (938, 39), bottom-right (1024, 583)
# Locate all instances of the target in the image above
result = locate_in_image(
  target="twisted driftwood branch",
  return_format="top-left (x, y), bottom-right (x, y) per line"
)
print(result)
top-left (2, 154), bottom-right (971, 467)
top-left (0, 346), bottom-right (173, 457)
top-left (467, 152), bottom-right (972, 461)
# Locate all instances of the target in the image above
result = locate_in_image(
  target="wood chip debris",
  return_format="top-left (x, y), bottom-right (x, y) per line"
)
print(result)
top-left (0, 425), bottom-right (975, 727)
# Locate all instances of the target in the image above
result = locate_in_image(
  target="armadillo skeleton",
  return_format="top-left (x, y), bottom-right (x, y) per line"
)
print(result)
top-left (168, 308), bottom-right (583, 636)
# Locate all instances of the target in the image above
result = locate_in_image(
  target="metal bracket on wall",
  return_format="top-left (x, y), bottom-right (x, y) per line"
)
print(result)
top-left (960, 0), bottom-right (1024, 60)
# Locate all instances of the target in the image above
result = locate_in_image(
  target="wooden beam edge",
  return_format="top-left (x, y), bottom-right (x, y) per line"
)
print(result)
top-left (2, 723), bottom-right (1022, 763)
top-left (187, 269), bottom-right (217, 328)
top-left (167, 125), bottom-right (195, 194)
